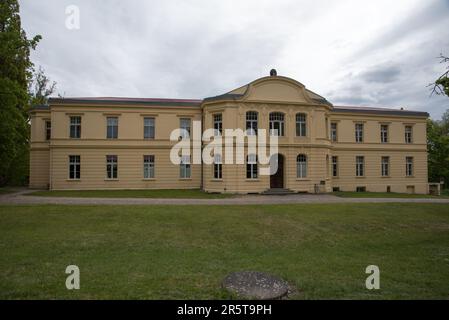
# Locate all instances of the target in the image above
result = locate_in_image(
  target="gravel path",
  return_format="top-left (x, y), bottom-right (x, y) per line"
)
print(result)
top-left (1, 189), bottom-right (449, 205)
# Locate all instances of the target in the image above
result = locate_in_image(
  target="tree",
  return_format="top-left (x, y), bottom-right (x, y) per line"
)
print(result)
top-left (430, 54), bottom-right (449, 97)
top-left (427, 112), bottom-right (449, 187)
top-left (0, 0), bottom-right (41, 186)
top-left (29, 66), bottom-right (56, 106)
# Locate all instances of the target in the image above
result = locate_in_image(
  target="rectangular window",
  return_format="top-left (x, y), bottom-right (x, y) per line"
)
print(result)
top-left (213, 154), bottom-right (222, 179)
top-left (331, 122), bottom-right (337, 142)
top-left (69, 155), bottom-right (80, 180)
top-left (180, 118), bottom-right (191, 139)
top-left (246, 154), bottom-right (258, 179)
top-left (381, 156), bottom-right (389, 177)
top-left (107, 117), bottom-right (118, 139)
top-left (296, 154), bottom-right (307, 178)
top-left (180, 155), bottom-right (191, 178)
top-left (213, 114), bottom-right (222, 136)
top-left (356, 186), bottom-right (366, 192)
top-left (106, 155), bottom-right (118, 179)
top-left (381, 125), bottom-right (389, 143)
top-left (356, 156), bottom-right (364, 177)
top-left (296, 113), bottom-right (307, 137)
top-left (246, 112), bottom-right (258, 135)
top-left (144, 117), bottom-right (155, 139)
top-left (45, 121), bottom-right (51, 140)
top-left (355, 123), bottom-right (364, 143)
top-left (405, 126), bottom-right (413, 143)
top-left (332, 156), bottom-right (338, 177)
top-left (406, 157), bottom-right (413, 176)
top-left (143, 155), bottom-right (155, 179)
top-left (70, 116), bottom-right (81, 138)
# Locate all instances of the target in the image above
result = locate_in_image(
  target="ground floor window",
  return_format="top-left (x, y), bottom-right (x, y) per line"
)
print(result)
top-left (406, 157), bottom-right (413, 176)
top-left (106, 155), bottom-right (118, 179)
top-left (180, 155), bottom-right (191, 178)
top-left (332, 156), bottom-right (338, 177)
top-left (356, 156), bottom-right (364, 177)
top-left (381, 156), bottom-right (389, 177)
top-left (296, 154), bottom-right (307, 178)
top-left (246, 154), bottom-right (258, 179)
top-left (356, 186), bottom-right (366, 192)
top-left (214, 154), bottom-right (222, 179)
top-left (69, 155), bottom-right (80, 179)
top-left (143, 155), bottom-right (155, 179)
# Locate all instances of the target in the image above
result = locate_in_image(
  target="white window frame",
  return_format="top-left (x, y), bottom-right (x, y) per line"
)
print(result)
top-left (356, 156), bottom-right (364, 177)
top-left (70, 116), bottom-right (81, 139)
top-left (381, 156), bottom-right (389, 177)
top-left (406, 157), bottom-right (413, 177)
top-left (180, 155), bottom-right (191, 178)
top-left (246, 154), bottom-right (258, 179)
top-left (213, 114), bottom-right (222, 136)
top-left (296, 113), bottom-right (307, 137)
top-left (332, 156), bottom-right (338, 177)
top-left (269, 112), bottom-right (285, 136)
top-left (246, 111), bottom-right (258, 136)
top-left (143, 155), bottom-right (155, 179)
top-left (179, 118), bottom-right (191, 139)
top-left (144, 117), bottom-right (155, 139)
top-left (331, 122), bottom-right (337, 142)
top-left (69, 155), bottom-right (80, 180)
top-left (355, 123), bottom-right (364, 143)
top-left (296, 154), bottom-right (307, 178)
top-left (381, 125), bottom-right (389, 143)
top-left (405, 126), bottom-right (413, 143)
top-left (106, 155), bottom-right (118, 179)
top-left (107, 117), bottom-right (118, 139)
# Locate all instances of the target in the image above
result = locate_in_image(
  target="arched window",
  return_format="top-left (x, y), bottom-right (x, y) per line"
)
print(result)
top-left (296, 113), bottom-right (306, 137)
top-left (246, 111), bottom-right (258, 136)
top-left (246, 154), bottom-right (258, 179)
top-left (269, 112), bottom-right (284, 136)
top-left (297, 154), bottom-right (307, 178)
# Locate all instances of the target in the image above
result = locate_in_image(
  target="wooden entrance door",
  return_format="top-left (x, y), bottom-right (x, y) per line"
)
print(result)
top-left (270, 154), bottom-right (284, 188)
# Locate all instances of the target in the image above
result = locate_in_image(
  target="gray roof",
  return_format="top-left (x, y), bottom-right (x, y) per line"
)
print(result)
top-left (333, 106), bottom-right (429, 117)
top-left (48, 97), bottom-right (202, 107)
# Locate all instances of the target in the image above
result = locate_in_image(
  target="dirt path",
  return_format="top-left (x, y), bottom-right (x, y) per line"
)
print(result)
top-left (1, 188), bottom-right (449, 205)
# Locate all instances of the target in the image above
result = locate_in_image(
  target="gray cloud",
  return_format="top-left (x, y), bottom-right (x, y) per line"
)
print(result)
top-left (19, 0), bottom-right (449, 119)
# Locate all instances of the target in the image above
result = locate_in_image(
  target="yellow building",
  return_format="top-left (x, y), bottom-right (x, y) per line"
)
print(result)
top-left (29, 72), bottom-right (429, 194)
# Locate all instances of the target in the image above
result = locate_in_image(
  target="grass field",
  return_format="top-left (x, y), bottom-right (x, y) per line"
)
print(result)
top-left (334, 191), bottom-right (449, 199)
top-left (26, 189), bottom-right (234, 199)
top-left (1, 203), bottom-right (449, 299)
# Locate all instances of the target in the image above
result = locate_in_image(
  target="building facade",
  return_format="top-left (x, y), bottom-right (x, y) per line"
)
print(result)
top-left (30, 73), bottom-right (429, 194)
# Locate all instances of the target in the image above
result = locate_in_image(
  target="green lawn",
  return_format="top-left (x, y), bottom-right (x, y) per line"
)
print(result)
top-left (334, 191), bottom-right (449, 199)
top-left (1, 204), bottom-right (449, 299)
top-left (27, 189), bottom-right (234, 199)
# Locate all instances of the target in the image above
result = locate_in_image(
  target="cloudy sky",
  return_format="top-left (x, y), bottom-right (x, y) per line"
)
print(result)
top-left (21, 0), bottom-right (449, 118)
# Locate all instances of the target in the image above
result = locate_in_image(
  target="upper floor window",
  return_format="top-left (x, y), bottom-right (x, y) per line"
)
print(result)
top-left (180, 155), bottom-right (191, 178)
top-left (45, 121), bottom-right (51, 140)
top-left (331, 122), bottom-right (338, 142)
top-left (405, 126), bottom-right (413, 143)
top-left (269, 112), bottom-right (284, 136)
top-left (355, 123), bottom-right (364, 143)
top-left (246, 111), bottom-right (258, 136)
top-left (381, 156), bottom-right (389, 177)
top-left (296, 113), bottom-right (306, 137)
top-left (381, 125), bottom-right (389, 143)
top-left (107, 117), bottom-right (118, 139)
top-left (213, 114), bottom-right (222, 136)
top-left (356, 156), bottom-right (364, 177)
top-left (406, 157), bottom-right (413, 176)
top-left (214, 154), bottom-right (222, 179)
top-left (144, 117), bottom-right (155, 139)
top-left (332, 156), bottom-right (338, 177)
top-left (143, 155), bottom-right (155, 179)
top-left (69, 116), bottom-right (81, 139)
top-left (180, 118), bottom-right (191, 139)
top-left (296, 154), bottom-right (307, 178)
top-left (69, 155), bottom-right (80, 180)
top-left (106, 155), bottom-right (118, 179)
top-left (246, 154), bottom-right (258, 179)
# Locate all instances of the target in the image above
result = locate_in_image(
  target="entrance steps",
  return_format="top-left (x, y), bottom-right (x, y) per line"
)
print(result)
top-left (262, 188), bottom-right (296, 195)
